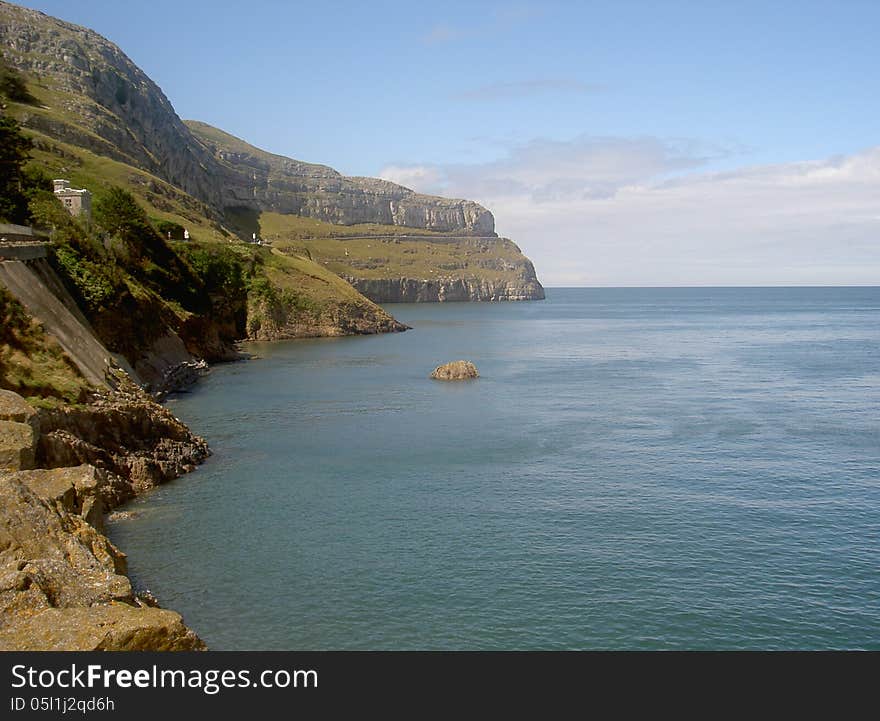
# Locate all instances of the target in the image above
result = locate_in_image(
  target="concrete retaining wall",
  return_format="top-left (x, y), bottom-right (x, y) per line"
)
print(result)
top-left (0, 243), bottom-right (49, 261)
top-left (0, 259), bottom-right (111, 387)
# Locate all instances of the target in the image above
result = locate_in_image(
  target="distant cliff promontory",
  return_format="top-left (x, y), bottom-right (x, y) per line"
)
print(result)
top-left (0, 0), bottom-right (543, 303)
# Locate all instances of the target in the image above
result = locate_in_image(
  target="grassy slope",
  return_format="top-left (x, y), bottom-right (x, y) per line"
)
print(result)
top-left (185, 120), bottom-right (337, 178)
top-left (10, 79), bottom-right (228, 241)
top-left (4, 76), bottom-right (399, 334)
top-left (0, 286), bottom-right (90, 404)
top-left (183, 122), bottom-right (531, 285)
top-left (261, 212), bottom-right (529, 283)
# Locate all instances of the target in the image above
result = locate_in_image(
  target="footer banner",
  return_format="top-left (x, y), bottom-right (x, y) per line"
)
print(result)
top-left (1, 651), bottom-right (873, 715)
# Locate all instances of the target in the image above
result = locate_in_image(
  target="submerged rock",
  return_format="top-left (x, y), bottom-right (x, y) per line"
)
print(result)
top-left (431, 360), bottom-right (480, 381)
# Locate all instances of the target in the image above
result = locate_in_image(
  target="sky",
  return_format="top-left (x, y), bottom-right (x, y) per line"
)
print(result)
top-left (14, 0), bottom-right (880, 285)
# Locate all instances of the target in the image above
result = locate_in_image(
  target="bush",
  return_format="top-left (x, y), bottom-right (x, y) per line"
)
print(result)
top-left (52, 244), bottom-right (118, 311)
top-left (0, 61), bottom-right (37, 105)
top-left (0, 114), bottom-right (34, 223)
top-left (155, 219), bottom-right (186, 240)
top-left (93, 187), bottom-right (155, 242)
top-left (180, 244), bottom-right (247, 297)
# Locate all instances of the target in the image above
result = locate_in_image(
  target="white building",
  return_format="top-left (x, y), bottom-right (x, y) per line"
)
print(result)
top-left (53, 179), bottom-right (92, 218)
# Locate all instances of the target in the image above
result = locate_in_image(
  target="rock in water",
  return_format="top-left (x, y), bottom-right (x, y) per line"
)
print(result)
top-left (431, 360), bottom-right (479, 381)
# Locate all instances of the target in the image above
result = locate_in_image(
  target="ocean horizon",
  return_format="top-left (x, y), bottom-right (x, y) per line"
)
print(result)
top-left (109, 286), bottom-right (880, 650)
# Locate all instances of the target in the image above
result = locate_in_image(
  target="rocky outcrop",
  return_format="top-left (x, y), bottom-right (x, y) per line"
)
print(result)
top-left (0, 420), bottom-right (37, 470)
top-left (0, 389), bottom-right (207, 650)
top-left (0, 469), bottom-right (205, 651)
top-left (0, 389), bottom-right (39, 470)
top-left (0, 606), bottom-right (206, 651)
top-left (431, 360), bottom-right (479, 380)
top-left (36, 389), bottom-right (210, 499)
top-left (247, 296), bottom-right (408, 342)
top-left (347, 276), bottom-right (545, 302)
top-left (14, 464), bottom-right (110, 531)
top-left (129, 330), bottom-right (211, 398)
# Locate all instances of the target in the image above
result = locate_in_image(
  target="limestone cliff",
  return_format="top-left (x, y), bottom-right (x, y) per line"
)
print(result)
top-left (0, 0), bottom-right (544, 305)
top-left (273, 233), bottom-right (545, 302)
top-left (347, 275), bottom-right (545, 303)
top-left (0, 2), bottom-right (496, 236)
top-left (0, 1), bottom-right (222, 211)
top-left (185, 121), bottom-right (495, 234)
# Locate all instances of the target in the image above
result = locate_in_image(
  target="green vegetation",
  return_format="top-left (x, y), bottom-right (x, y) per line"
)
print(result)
top-left (0, 114), bottom-right (42, 223)
top-left (31, 187), bottom-right (233, 360)
top-left (260, 211), bottom-right (533, 287)
top-left (0, 285), bottom-right (90, 403)
top-left (259, 211), bottom-right (443, 241)
top-left (0, 58), bottom-right (36, 105)
top-left (266, 221), bottom-right (525, 284)
top-left (155, 219), bottom-right (186, 240)
top-left (0, 44), bottom-right (402, 377)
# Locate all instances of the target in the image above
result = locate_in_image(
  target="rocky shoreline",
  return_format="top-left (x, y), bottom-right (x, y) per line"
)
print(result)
top-left (0, 386), bottom-right (209, 650)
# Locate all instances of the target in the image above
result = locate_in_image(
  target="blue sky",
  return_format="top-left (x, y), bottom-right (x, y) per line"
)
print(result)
top-left (14, 0), bottom-right (880, 285)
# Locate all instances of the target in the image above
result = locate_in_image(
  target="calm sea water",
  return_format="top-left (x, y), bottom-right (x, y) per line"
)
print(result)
top-left (109, 288), bottom-right (880, 650)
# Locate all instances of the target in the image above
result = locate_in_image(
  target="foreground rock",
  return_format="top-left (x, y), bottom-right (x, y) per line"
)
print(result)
top-left (0, 390), bottom-right (39, 471)
top-left (0, 390), bottom-right (206, 650)
top-left (0, 469), bottom-right (206, 651)
top-left (14, 464), bottom-right (110, 531)
top-left (36, 387), bottom-right (210, 501)
top-left (431, 360), bottom-right (480, 381)
top-left (0, 420), bottom-right (37, 471)
top-left (0, 606), bottom-right (205, 651)
top-left (0, 389), bottom-right (40, 427)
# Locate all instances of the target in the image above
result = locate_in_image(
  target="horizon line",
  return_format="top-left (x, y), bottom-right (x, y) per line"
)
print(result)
top-left (542, 284), bottom-right (880, 289)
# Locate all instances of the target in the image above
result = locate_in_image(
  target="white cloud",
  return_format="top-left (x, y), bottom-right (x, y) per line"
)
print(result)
top-left (378, 165), bottom-right (446, 193)
top-left (380, 138), bottom-right (880, 286)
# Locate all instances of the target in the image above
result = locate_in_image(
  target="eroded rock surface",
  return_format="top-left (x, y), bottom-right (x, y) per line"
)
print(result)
top-left (36, 389), bottom-right (210, 498)
top-left (0, 606), bottom-right (206, 651)
top-left (0, 390), bottom-right (206, 650)
top-left (431, 360), bottom-right (480, 381)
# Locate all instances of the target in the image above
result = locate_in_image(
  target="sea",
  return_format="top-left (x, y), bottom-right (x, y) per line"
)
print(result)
top-left (108, 287), bottom-right (880, 649)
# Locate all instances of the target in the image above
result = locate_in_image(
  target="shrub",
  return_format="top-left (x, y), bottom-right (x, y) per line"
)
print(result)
top-left (0, 114), bottom-right (33, 223)
top-left (0, 61), bottom-right (37, 105)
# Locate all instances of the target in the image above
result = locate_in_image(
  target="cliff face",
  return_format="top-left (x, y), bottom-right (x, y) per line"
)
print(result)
top-left (185, 122), bottom-right (495, 235)
top-left (0, 2), bottom-right (496, 237)
top-left (1, 1), bottom-right (544, 305)
top-left (347, 275), bottom-right (545, 303)
top-left (0, 1), bottom-right (222, 211)
top-left (274, 233), bottom-right (545, 302)
top-left (247, 295), bottom-right (407, 342)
